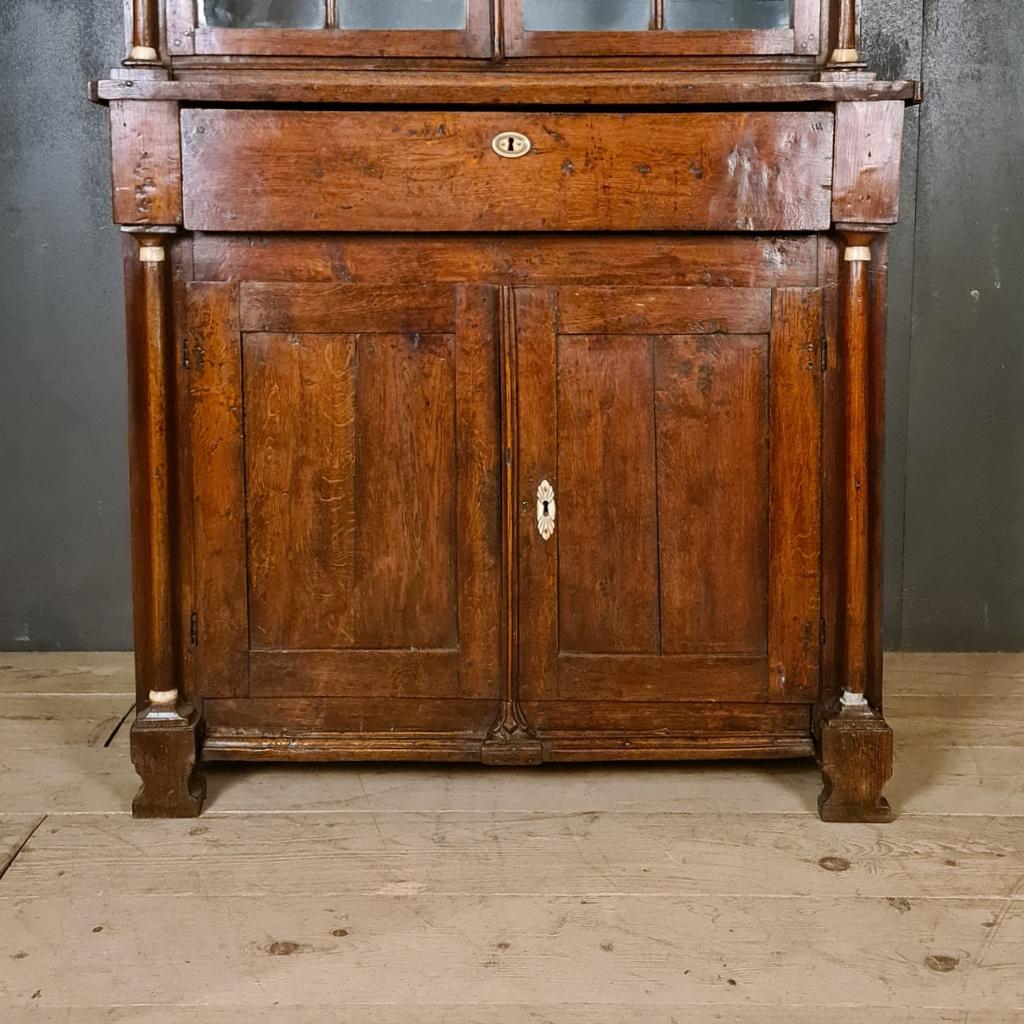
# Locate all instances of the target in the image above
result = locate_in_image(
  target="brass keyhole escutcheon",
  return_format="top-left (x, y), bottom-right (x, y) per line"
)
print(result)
top-left (492, 131), bottom-right (532, 159)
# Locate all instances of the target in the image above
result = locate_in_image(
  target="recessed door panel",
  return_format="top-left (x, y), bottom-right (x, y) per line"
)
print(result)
top-left (188, 282), bottom-right (501, 703)
top-left (244, 331), bottom-right (459, 651)
top-left (516, 285), bottom-right (821, 705)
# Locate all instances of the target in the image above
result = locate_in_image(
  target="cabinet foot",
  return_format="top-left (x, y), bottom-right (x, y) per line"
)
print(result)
top-left (816, 701), bottom-right (893, 822)
top-left (130, 700), bottom-right (206, 818)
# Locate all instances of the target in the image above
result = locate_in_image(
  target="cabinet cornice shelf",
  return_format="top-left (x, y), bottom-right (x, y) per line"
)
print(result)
top-left (91, 73), bottom-right (922, 106)
top-left (95, 0), bottom-right (915, 823)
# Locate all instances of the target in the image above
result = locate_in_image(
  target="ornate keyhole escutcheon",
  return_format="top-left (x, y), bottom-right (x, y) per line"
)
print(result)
top-left (537, 480), bottom-right (556, 540)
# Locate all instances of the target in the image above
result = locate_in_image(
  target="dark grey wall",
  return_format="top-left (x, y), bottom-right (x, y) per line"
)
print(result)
top-left (0, 1), bottom-right (1021, 651)
top-left (0, 1), bottom-right (132, 649)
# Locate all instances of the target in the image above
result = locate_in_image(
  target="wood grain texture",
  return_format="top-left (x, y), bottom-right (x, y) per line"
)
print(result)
top-left (17, 808), bottom-right (1024, 900)
top-left (186, 282), bottom-right (249, 698)
top-left (832, 101), bottom-right (906, 224)
top-left (454, 287), bottom-right (502, 699)
top-left (249, 651), bottom-right (460, 699)
top-left (838, 234), bottom-right (875, 697)
top-left (556, 656), bottom-right (766, 703)
top-left (204, 696), bottom-right (497, 742)
top-left (180, 110), bottom-right (834, 233)
top-left (352, 332), bottom-right (458, 649)
top-left (244, 333), bottom-right (358, 650)
top-left (109, 100), bottom-right (182, 225)
top-left (239, 284), bottom-right (499, 697)
top-left (515, 288), bottom-right (559, 704)
top-left (193, 234), bottom-right (819, 290)
top-left (768, 289), bottom-right (823, 701)
top-left (556, 286), bottom-right (771, 335)
top-left (123, 236), bottom-right (179, 706)
top-left (557, 334), bottom-right (660, 656)
top-left (0, 653), bottom-right (134, 695)
top-left (656, 333), bottom-right (768, 656)
top-left (1, 892), bottom-right (1021, 1010)
top-left (4, 1010), bottom-right (1011, 1024)
top-left (96, 75), bottom-right (921, 107)
top-left (239, 283), bottom-right (456, 335)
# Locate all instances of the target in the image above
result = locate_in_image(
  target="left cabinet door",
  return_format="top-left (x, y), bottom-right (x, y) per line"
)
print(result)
top-left (185, 281), bottom-right (502, 718)
top-left (169, 0), bottom-right (492, 57)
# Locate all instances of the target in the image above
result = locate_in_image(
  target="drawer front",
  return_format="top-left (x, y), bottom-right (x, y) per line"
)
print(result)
top-left (181, 110), bottom-right (834, 233)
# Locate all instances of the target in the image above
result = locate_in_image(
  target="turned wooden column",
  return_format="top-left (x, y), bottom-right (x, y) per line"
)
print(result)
top-left (838, 231), bottom-right (874, 707)
top-left (817, 230), bottom-right (892, 823)
top-left (828, 0), bottom-right (861, 65)
top-left (125, 230), bottom-right (205, 818)
top-left (127, 0), bottom-right (161, 63)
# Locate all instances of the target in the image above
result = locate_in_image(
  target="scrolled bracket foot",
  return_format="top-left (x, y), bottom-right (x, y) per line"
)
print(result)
top-left (816, 701), bottom-right (893, 823)
top-left (130, 700), bottom-right (206, 818)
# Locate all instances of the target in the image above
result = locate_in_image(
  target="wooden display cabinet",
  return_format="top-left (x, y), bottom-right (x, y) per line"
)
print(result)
top-left (91, 0), bottom-right (920, 819)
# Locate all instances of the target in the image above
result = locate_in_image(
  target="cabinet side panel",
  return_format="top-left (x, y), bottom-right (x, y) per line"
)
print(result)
top-left (187, 282), bottom-right (249, 698)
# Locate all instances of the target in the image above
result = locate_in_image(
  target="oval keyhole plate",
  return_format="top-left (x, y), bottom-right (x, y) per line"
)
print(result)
top-left (492, 131), bottom-right (532, 159)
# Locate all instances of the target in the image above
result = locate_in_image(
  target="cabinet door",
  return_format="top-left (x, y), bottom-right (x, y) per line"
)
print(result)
top-left (504, 0), bottom-right (818, 56)
top-left (186, 281), bottom-right (501, 707)
top-left (516, 285), bottom-right (822, 707)
top-left (173, 0), bottom-right (491, 57)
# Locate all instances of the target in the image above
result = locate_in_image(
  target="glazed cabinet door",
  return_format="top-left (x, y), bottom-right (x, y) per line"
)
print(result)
top-left (185, 281), bottom-right (501, 717)
top-left (515, 285), bottom-right (823, 710)
top-left (170, 0), bottom-right (492, 56)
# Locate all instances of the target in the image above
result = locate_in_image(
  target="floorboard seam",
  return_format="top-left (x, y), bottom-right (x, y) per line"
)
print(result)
top-left (103, 702), bottom-right (137, 748)
top-left (0, 815), bottom-right (47, 886)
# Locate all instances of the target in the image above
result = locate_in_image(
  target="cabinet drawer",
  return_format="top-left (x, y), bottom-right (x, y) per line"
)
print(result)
top-left (181, 109), bottom-right (834, 233)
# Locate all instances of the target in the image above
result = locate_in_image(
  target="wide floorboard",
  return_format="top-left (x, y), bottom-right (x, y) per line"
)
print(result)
top-left (0, 652), bottom-right (1022, 1019)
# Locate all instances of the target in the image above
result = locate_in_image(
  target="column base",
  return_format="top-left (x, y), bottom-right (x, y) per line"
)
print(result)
top-left (130, 700), bottom-right (206, 818)
top-left (816, 701), bottom-right (893, 823)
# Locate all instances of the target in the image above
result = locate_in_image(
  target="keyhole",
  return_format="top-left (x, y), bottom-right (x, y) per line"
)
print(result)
top-left (542, 500), bottom-right (551, 517)
top-left (506, 137), bottom-right (516, 153)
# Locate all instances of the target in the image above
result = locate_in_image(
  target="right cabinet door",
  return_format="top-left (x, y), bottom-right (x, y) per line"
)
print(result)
top-left (515, 284), bottom-right (824, 712)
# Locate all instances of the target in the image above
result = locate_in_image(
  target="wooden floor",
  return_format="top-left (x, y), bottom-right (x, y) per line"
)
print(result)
top-left (0, 653), bottom-right (1022, 1021)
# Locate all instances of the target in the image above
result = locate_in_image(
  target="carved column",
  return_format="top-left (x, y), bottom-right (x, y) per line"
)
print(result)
top-left (127, 0), bottom-right (161, 63)
top-left (125, 230), bottom-right (205, 818)
top-left (828, 0), bottom-right (861, 65)
top-left (817, 231), bottom-right (892, 823)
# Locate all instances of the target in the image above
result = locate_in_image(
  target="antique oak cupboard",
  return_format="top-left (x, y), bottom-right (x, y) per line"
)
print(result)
top-left (91, 0), bottom-right (919, 820)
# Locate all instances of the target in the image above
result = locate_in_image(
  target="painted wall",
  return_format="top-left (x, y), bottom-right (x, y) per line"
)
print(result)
top-left (0, 0), bottom-right (1020, 651)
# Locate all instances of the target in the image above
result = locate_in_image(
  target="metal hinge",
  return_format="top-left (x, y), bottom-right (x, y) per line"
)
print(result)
top-left (189, 611), bottom-right (199, 647)
top-left (821, 335), bottom-right (829, 372)
top-left (182, 339), bottom-right (190, 370)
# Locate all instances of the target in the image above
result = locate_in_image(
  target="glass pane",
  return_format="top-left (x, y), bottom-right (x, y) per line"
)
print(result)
top-left (341, 0), bottom-right (466, 29)
top-left (664, 0), bottom-right (790, 30)
top-left (523, 0), bottom-right (650, 32)
top-left (201, 0), bottom-right (326, 28)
